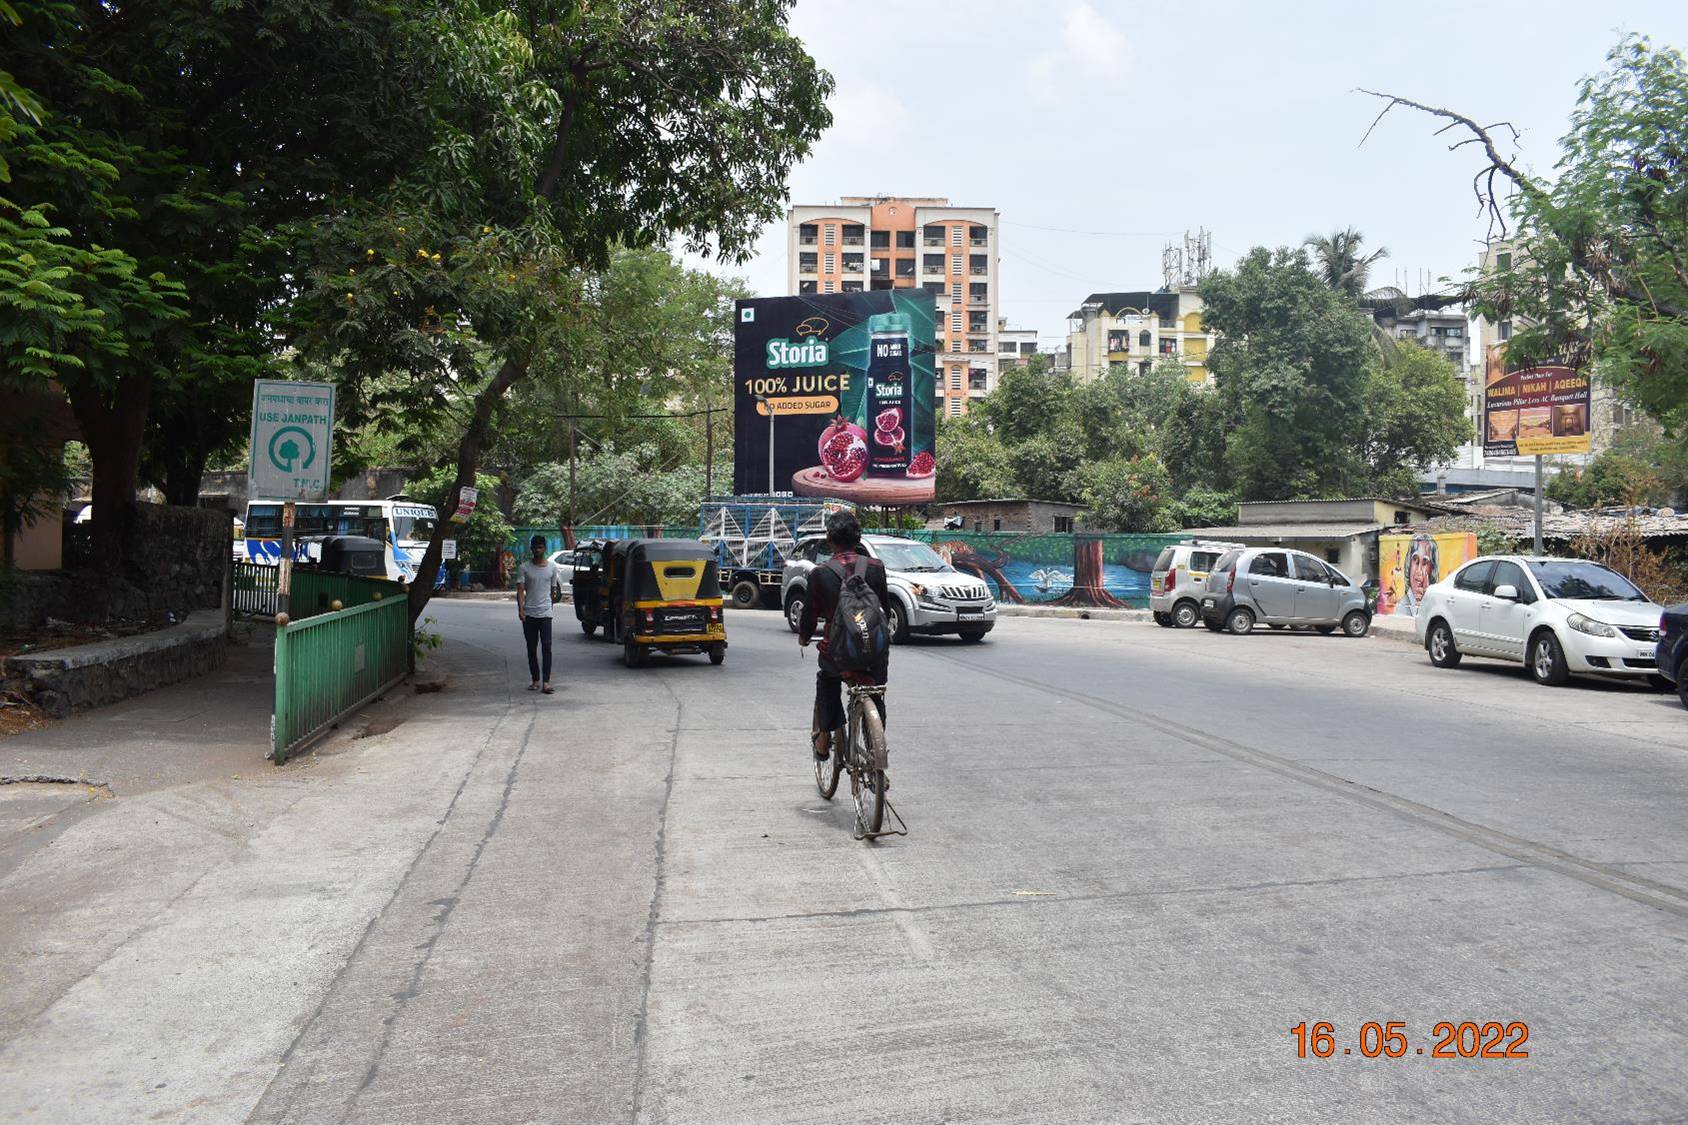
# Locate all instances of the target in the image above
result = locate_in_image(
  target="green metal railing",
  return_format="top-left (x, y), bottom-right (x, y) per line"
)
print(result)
top-left (233, 562), bottom-right (403, 620)
top-left (272, 595), bottom-right (410, 763)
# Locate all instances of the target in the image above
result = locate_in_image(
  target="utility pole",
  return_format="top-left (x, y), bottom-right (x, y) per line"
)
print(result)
top-left (704, 405), bottom-right (714, 498)
top-left (1533, 454), bottom-right (1544, 555)
top-left (568, 419), bottom-right (577, 531)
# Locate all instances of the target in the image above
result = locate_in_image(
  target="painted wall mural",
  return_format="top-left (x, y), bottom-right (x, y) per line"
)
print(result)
top-left (1376, 531), bottom-right (1478, 617)
top-left (907, 531), bottom-right (1184, 608)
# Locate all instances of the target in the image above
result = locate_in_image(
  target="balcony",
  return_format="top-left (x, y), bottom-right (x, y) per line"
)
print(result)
top-left (970, 238), bottom-right (989, 247)
top-left (798, 235), bottom-right (817, 246)
top-left (841, 235), bottom-right (864, 247)
top-left (969, 266), bottom-right (988, 276)
top-left (968, 291), bottom-right (989, 305)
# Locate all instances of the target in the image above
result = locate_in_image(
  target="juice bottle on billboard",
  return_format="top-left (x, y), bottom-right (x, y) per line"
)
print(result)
top-left (864, 312), bottom-right (912, 477)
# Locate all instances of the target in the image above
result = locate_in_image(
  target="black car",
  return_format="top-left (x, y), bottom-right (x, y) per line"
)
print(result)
top-left (1657, 604), bottom-right (1688, 709)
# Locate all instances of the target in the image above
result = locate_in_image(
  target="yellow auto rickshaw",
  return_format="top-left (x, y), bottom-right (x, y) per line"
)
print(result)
top-left (610, 539), bottom-right (727, 667)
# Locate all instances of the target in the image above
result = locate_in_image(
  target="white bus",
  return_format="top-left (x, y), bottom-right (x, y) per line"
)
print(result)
top-left (240, 495), bottom-right (445, 588)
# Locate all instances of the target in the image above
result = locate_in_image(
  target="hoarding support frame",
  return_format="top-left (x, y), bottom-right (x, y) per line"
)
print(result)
top-left (1533, 455), bottom-right (1544, 555)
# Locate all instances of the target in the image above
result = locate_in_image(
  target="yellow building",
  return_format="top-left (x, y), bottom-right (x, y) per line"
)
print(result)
top-left (1064, 288), bottom-right (1213, 384)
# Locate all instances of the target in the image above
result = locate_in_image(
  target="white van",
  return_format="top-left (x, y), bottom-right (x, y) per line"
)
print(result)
top-left (1149, 540), bottom-right (1244, 628)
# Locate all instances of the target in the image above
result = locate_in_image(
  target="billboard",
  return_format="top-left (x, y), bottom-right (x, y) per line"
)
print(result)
top-left (1376, 531), bottom-right (1478, 618)
top-left (733, 291), bottom-right (937, 503)
top-left (1482, 346), bottom-right (1591, 457)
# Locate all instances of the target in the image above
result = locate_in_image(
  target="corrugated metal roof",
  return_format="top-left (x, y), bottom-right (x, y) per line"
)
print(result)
top-left (1181, 523), bottom-right (1389, 540)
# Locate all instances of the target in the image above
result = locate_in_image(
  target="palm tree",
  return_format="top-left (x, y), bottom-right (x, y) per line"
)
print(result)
top-left (1304, 228), bottom-right (1389, 300)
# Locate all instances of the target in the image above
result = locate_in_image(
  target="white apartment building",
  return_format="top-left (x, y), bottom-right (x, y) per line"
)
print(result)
top-left (786, 196), bottom-right (1000, 417)
top-left (1064, 289), bottom-right (1214, 383)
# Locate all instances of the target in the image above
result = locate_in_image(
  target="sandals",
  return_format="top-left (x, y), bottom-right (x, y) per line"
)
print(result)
top-left (527, 682), bottom-right (540, 692)
top-left (541, 684), bottom-right (554, 695)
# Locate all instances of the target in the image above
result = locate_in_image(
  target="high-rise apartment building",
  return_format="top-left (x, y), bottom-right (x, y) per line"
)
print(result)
top-left (786, 196), bottom-right (1000, 417)
top-left (1064, 289), bottom-right (1213, 383)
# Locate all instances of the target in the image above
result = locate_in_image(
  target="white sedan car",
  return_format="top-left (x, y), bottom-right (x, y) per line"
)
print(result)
top-left (1415, 555), bottom-right (1664, 686)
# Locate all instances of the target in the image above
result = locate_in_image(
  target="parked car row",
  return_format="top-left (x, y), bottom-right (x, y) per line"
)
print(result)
top-left (1415, 555), bottom-right (1677, 699)
top-left (781, 534), bottom-right (997, 644)
top-left (1152, 543), bottom-right (1374, 638)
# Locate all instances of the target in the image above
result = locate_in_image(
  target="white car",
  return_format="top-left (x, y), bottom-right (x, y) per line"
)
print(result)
top-left (1415, 555), bottom-right (1664, 686)
top-left (781, 534), bottom-right (996, 643)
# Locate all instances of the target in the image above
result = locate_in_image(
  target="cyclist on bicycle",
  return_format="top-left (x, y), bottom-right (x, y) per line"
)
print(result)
top-left (798, 511), bottom-right (890, 760)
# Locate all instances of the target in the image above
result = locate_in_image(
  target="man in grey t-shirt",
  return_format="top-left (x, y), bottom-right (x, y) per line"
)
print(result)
top-left (516, 534), bottom-right (561, 694)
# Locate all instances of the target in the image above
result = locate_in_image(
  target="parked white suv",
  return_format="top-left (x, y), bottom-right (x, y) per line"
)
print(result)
top-left (1415, 555), bottom-right (1665, 686)
top-left (1149, 540), bottom-right (1243, 628)
top-left (782, 534), bottom-right (997, 643)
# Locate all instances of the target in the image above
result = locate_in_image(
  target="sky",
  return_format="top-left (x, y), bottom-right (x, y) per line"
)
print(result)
top-left (691, 0), bottom-right (1688, 348)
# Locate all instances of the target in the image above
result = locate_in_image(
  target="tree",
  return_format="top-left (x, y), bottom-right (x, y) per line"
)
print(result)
top-left (1305, 228), bottom-right (1389, 299)
top-left (409, 466), bottom-right (512, 582)
top-left (1357, 339), bottom-right (1469, 496)
top-left (1362, 37), bottom-right (1688, 436)
top-left (1546, 425), bottom-right (1686, 509)
top-left (512, 446), bottom-right (719, 529)
top-left (281, 2), bottom-right (831, 623)
top-left (934, 416), bottom-right (1013, 503)
top-left (3, 1), bottom-right (429, 559)
top-left (1077, 455), bottom-right (1177, 532)
top-left (1199, 247), bottom-right (1376, 499)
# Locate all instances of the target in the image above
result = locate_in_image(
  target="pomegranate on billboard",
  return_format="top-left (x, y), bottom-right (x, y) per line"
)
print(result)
top-left (733, 291), bottom-right (937, 503)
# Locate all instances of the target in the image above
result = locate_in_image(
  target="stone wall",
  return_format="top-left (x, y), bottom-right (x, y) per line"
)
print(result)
top-left (3, 611), bottom-right (227, 717)
top-left (0, 504), bottom-right (229, 630)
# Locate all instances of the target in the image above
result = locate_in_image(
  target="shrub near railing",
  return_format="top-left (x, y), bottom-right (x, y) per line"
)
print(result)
top-left (272, 595), bottom-right (409, 763)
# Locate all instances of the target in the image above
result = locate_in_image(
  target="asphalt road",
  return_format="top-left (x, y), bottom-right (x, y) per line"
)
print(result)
top-left (3, 601), bottom-right (1687, 1123)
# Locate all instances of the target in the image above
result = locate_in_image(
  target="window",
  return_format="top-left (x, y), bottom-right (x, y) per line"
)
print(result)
top-left (1325, 548), bottom-right (1340, 564)
top-left (1292, 555), bottom-right (1331, 583)
top-left (896, 230), bottom-right (915, 248)
top-left (799, 279), bottom-right (817, 294)
top-left (1189, 551), bottom-right (1220, 572)
top-left (798, 224), bottom-right (818, 245)
top-left (1454, 561), bottom-right (1495, 592)
top-left (1498, 320), bottom-right (1512, 341)
top-left (1160, 338), bottom-right (1178, 355)
top-left (993, 518), bottom-right (1001, 532)
top-left (924, 254), bottom-right (944, 273)
top-left (1054, 516), bottom-right (1075, 533)
top-left (951, 253), bottom-right (962, 274)
top-left (950, 282), bottom-right (963, 300)
top-left (1486, 560), bottom-right (1533, 603)
top-left (842, 253), bottom-right (862, 272)
top-left (948, 398), bottom-right (964, 417)
top-left (923, 281), bottom-right (945, 295)
top-left (842, 281), bottom-right (862, 293)
top-left (1138, 329), bottom-right (1151, 347)
top-left (822, 280), bottom-right (834, 293)
top-left (1248, 552), bottom-right (1289, 578)
top-left (924, 225), bottom-right (945, 245)
top-left (823, 224), bottom-right (835, 246)
top-left (869, 229), bottom-right (889, 248)
top-left (1138, 361), bottom-right (1150, 376)
top-left (870, 256), bottom-right (886, 273)
top-left (799, 252), bottom-right (817, 273)
top-left (1211, 550), bottom-right (1242, 575)
top-left (1108, 331), bottom-right (1127, 352)
top-left (949, 367), bottom-right (963, 390)
top-left (1001, 341), bottom-right (1019, 354)
top-left (843, 224), bottom-right (864, 245)
top-left (896, 259), bottom-right (915, 278)
top-left (969, 254), bottom-right (988, 275)
top-left (970, 226), bottom-right (989, 245)
top-left (1496, 251), bottom-right (1512, 271)
top-left (950, 227), bottom-right (963, 247)
top-left (823, 252), bottom-right (835, 272)
top-left (969, 370), bottom-right (987, 391)
top-left (1525, 559), bottom-right (1645, 602)
top-left (1022, 342), bottom-right (1037, 354)
top-left (969, 283), bottom-right (987, 302)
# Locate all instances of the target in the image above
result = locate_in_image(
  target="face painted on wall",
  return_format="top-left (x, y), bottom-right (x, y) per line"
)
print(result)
top-left (1406, 540), bottom-right (1436, 600)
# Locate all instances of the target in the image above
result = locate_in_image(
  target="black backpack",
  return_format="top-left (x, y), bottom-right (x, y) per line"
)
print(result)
top-left (825, 556), bottom-right (890, 671)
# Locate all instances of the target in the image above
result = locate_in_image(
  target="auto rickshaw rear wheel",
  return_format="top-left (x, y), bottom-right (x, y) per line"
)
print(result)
top-left (624, 635), bottom-right (646, 668)
top-left (709, 643), bottom-right (726, 665)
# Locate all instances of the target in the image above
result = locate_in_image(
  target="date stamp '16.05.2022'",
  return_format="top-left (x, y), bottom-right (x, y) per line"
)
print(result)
top-left (1290, 1021), bottom-right (1530, 1060)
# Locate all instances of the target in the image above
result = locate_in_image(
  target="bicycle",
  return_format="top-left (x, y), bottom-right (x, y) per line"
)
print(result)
top-left (813, 680), bottom-right (905, 840)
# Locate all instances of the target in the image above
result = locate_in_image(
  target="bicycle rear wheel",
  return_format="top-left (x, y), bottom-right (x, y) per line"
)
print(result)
top-left (814, 729), bottom-right (842, 799)
top-left (851, 702), bottom-right (887, 836)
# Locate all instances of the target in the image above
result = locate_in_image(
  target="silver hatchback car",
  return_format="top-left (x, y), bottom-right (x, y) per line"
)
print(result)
top-left (1199, 547), bottom-right (1372, 637)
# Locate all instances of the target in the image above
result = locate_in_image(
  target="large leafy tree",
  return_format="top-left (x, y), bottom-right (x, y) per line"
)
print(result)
top-left (1357, 339), bottom-right (1469, 496)
top-left (1363, 36), bottom-right (1688, 436)
top-left (283, 1), bottom-right (830, 621)
top-left (1199, 247), bottom-right (1376, 499)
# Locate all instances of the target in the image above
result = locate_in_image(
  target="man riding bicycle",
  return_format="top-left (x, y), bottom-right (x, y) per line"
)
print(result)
top-left (798, 511), bottom-right (891, 761)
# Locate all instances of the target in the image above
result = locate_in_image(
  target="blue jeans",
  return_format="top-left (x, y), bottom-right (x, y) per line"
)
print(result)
top-left (522, 616), bottom-right (553, 683)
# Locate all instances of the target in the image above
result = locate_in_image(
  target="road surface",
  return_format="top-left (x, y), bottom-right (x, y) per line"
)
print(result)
top-left (2, 601), bottom-right (1686, 1122)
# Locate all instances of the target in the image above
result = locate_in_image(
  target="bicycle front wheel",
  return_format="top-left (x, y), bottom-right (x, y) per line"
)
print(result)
top-left (814, 729), bottom-right (842, 800)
